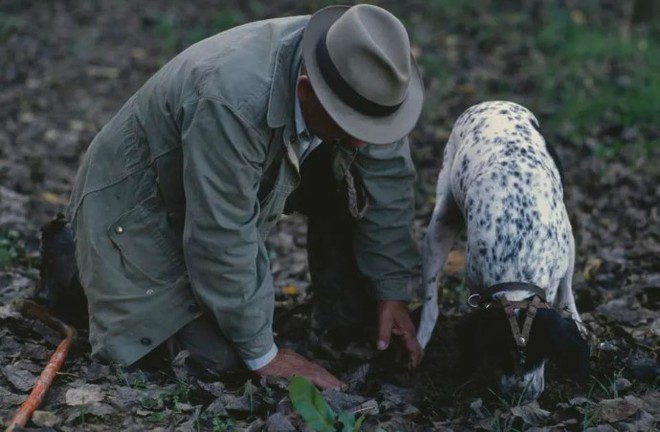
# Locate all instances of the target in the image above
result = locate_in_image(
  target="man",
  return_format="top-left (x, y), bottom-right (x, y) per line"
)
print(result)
top-left (67, 4), bottom-right (424, 389)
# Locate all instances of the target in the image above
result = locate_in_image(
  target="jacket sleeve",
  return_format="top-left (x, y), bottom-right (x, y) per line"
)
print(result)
top-left (352, 137), bottom-right (420, 301)
top-left (179, 97), bottom-right (275, 362)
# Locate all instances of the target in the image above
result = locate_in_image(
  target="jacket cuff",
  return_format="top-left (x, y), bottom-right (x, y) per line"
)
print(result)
top-left (244, 343), bottom-right (278, 370)
top-left (373, 277), bottom-right (416, 301)
top-left (234, 330), bottom-right (275, 363)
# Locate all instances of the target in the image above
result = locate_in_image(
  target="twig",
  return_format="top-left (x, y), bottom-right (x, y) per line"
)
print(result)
top-left (5, 300), bottom-right (77, 432)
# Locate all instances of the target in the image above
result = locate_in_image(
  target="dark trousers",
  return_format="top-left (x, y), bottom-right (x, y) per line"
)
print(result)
top-left (293, 142), bottom-right (375, 341)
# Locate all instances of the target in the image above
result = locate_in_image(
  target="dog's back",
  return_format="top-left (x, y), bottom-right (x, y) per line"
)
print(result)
top-left (444, 101), bottom-right (572, 301)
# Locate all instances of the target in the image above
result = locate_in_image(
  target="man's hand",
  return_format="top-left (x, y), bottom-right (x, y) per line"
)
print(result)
top-left (255, 348), bottom-right (345, 390)
top-left (377, 300), bottom-right (423, 370)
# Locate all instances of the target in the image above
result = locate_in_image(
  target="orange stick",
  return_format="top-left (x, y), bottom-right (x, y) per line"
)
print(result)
top-left (5, 300), bottom-right (77, 432)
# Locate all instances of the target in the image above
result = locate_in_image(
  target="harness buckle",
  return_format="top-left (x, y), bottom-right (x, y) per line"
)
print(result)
top-left (467, 293), bottom-right (482, 308)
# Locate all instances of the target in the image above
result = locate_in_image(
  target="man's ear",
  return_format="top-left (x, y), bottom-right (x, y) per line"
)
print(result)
top-left (297, 75), bottom-right (313, 103)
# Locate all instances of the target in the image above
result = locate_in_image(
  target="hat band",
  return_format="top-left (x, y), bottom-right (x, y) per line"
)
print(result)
top-left (316, 34), bottom-right (403, 117)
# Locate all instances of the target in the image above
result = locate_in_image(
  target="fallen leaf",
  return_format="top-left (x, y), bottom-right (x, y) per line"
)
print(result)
top-left (596, 396), bottom-right (643, 423)
top-left (40, 191), bottom-right (68, 205)
top-left (266, 412), bottom-right (296, 432)
top-left (3, 364), bottom-right (37, 392)
top-left (0, 302), bottom-right (21, 320)
top-left (31, 410), bottom-right (61, 428)
top-left (281, 284), bottom-right (299, 296)
top-left (65, 384), bottom-right (105, 406)
top-left (583, 257), bottom-right (603, 281)
top-left (444, 249), bottom-right (465, 273)
top-left (594, 299), bottom-right (654, 325)
top-left (0, 386), bottom-right (27, 408)
top-left (510, 401), bottom-right (550, 426)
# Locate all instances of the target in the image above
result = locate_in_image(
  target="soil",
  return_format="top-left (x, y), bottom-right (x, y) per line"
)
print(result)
top-left (1, 1), bottom-right (658, 431)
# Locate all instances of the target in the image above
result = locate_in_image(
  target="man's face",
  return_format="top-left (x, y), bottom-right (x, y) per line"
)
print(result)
top-left (297, 75), bottom-right (362, 148)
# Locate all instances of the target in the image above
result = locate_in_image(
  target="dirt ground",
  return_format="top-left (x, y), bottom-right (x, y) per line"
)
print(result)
top-left (1, 1), bottom-right (659, 431)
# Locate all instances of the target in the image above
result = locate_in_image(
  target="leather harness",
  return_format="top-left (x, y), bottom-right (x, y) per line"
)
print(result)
top-left (468, 282), bottom-right (552, 369)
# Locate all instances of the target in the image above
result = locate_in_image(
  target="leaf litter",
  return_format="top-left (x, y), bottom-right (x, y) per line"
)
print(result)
top-left (0, 1), bottom-right (659, 431)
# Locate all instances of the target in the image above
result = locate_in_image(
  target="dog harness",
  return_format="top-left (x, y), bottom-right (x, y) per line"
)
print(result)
top-left (468, 282), bottom-right (551, 369)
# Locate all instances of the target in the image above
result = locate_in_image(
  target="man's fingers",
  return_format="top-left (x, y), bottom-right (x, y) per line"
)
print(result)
top-left (400, 329), bottom-right (423, 369)
top-left (257, 349), bottom-right (345, 389)
top-left (310, 371), bottom-right (346, 390)
top-left (377, 301), bottom-right (402, 350)
top-left (377, 311), bottom-right (393, 350)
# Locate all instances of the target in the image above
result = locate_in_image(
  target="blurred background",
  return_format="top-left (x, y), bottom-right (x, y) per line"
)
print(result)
top-left (1, 0), bottom-right (658, 218)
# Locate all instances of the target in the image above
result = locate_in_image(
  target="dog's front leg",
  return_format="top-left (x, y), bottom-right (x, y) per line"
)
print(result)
top-left (416, 190), bottom-right (462, 349)
top-left (556, 235), bottom-right (587, 336)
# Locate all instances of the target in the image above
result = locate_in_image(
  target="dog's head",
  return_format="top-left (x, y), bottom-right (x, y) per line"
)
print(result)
top-left (455, 306), bottom-right (589, 402)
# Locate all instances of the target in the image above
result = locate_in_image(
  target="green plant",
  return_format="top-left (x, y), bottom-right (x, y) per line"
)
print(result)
top-left (589, 369), bottom-right (625, 399)
top-left (79, 395), bottom-right (86, 429)
top-left (212, 415), bottom-right (237, 432)
top-left (288, 376), bottom-right (366, 432)
top-left (0, 235), bottom-right (18, 269)
top-left (0, 12), bottom-right (24, 41)
top-left (115, 367), bottom-right (147, 389)
top-left (580, 402), bottom-right (599, 431)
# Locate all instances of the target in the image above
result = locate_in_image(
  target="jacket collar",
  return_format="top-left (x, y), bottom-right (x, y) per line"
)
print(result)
top-left (266, 25), bottom-right (305, 130)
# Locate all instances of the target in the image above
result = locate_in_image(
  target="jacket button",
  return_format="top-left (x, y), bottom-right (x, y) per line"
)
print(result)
top-left (115, 226), bottom-right (124, 234)
top-left (267, 215), bottom-right (277, 222)
top-left (188, 303), bottom-right (200, 313)
top-left (140, 337), bottom-right (151, 346)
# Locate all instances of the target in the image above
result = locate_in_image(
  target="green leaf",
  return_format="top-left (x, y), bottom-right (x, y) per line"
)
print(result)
top-left (289, 376), bottom-right (336, 432)
top-left (353, 414), bottom-right (366, 432)
top-left (336, 411), bottom-right (356, 432)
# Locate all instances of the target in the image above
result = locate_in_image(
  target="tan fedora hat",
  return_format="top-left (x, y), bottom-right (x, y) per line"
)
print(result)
top-left (302, 4), bottom-right (424, 145)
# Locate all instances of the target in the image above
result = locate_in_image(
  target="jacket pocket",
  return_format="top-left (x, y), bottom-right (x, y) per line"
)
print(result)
top-left (107, 193), bottom-right (185, 286)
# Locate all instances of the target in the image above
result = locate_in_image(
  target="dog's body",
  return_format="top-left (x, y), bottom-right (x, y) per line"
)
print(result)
top-left (417, 101), bottom-right (588, 401)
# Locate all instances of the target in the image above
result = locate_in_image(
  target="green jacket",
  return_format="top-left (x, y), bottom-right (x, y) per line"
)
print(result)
top-left (67, 16), bottom-right (419, 366)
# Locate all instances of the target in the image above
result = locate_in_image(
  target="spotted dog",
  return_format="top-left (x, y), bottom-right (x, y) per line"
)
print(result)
top-left (416, 101), bottom-right (589, 402)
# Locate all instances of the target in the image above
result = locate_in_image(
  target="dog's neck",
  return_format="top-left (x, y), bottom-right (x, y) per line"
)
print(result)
top-left (490, 289), bottom-right (541, 302)
top-left (476, 281), bottom-right (547, 304)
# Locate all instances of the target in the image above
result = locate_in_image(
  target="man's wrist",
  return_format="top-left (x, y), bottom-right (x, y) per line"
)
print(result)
top-left (244, 344), bottom-right (278, 371)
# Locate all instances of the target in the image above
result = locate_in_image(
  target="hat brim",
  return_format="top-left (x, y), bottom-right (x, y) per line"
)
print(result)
top-left (302, 6), bottom-right (424, 145)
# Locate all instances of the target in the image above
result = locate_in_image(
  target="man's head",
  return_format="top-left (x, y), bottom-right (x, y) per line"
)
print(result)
top-left (300, 4), bottom-right (423, 145)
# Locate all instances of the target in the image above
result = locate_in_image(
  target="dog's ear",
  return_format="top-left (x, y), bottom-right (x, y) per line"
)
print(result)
top-left (454, 313), bottom-right (482, 378)
top-left (529, 309), bottom-right (590, 383)
top-left (455, 309), bottom-right (513, 377)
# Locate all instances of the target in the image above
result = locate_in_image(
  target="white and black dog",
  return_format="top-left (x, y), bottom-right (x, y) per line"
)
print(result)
top-left (416, 101), bottom-right (589, 401)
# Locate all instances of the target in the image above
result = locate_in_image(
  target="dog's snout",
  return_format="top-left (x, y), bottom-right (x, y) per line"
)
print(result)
top-left (499, 363), bottom-right (545, 404)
